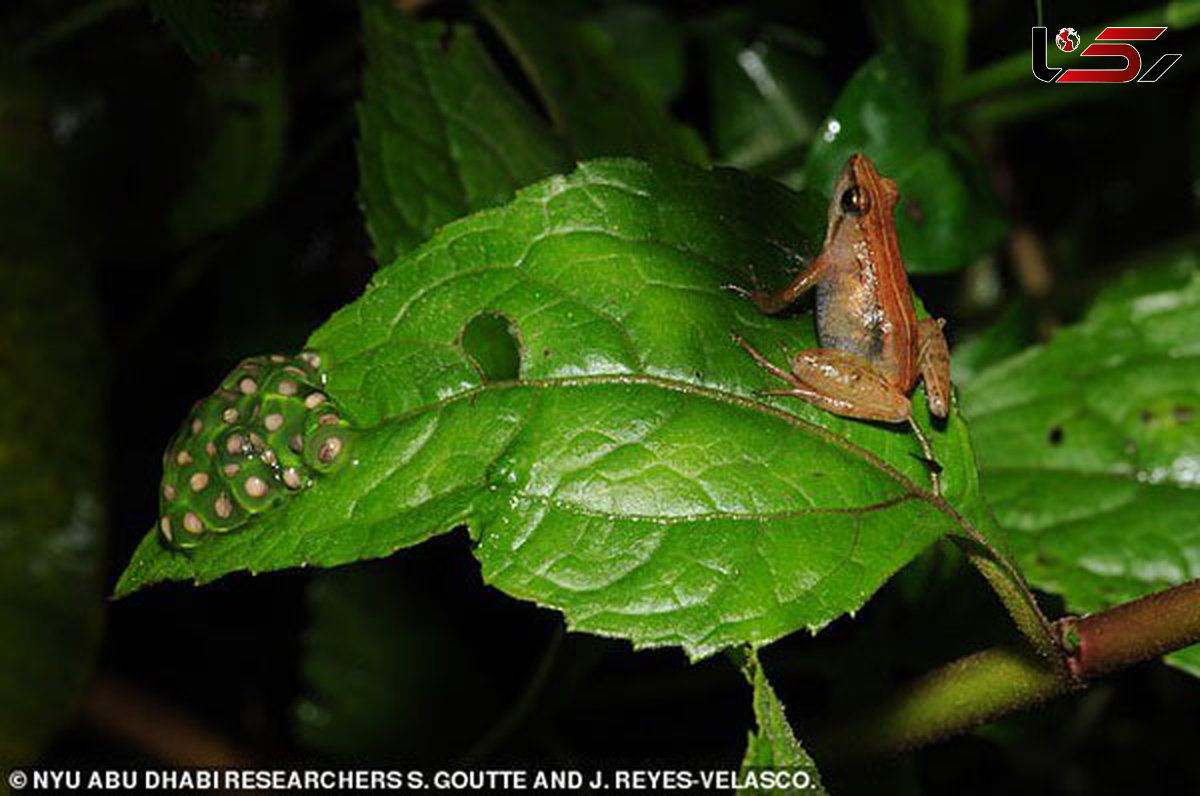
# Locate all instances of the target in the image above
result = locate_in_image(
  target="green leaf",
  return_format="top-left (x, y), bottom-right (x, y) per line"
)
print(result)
top-left (358, 0), bottom-right (568, 263)
top-left (951, 301), bottom-right (1034, 389)
top-left (170, 58), bottom-right (287, 245)
top-left (149, 0), bottom-right (270, 59)
top-left (0, 72), bottom-right (104, 769)
top-left (963, 266), bottom-right (1200, 677)
top-left (479, 0), bottom-right (707, 163)
top-left (704, 27), bottom-right (829, 171)
top-left (118, 159), bottom-right (1001, 660)
top-left (738, 649), bottom-right (826, 795)
top-left (591, 3), bottom-right (686, 106)
top-left (864, 0), bottom-right (970, 91)
top-left (804, 51), bottom-right (1007, 274)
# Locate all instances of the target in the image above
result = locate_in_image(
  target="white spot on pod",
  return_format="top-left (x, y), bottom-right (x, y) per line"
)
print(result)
top-left (215, 493), bottom-right (232, 519)
top-left (183, 512), bottom-right (204, 535)
top-left (239, 377), bottom-right (258, 395)
top-left (304, 392), bottom-right (327, 410)
top-left (318, 413), bottom-right (339, 426)
top-left (278, 380), bottom-right (299, 397)
top-left (223, 463), bottom-right (240, 477)
top-left (264, 413), bottom-right (285, 431)
top-left (191, 418), bottom-right (204, 435)
top-left (244, 476), bottom-right (269, 498)
top-left (270, 354), bottom-right (287, 363)
top-left (300, 351), bottom-right (322, 368)
top-left (318, 436), bottom-right (343, 464)
top-left (289, 434), bottom-right (304, 453)
top-left (175, 450), bottom-right (192, 466)
top-left (223, 407), bottom-right (240, 423)
top-left (282, 467), bottom-right (303, 489)
top-left (160, 516), bottom-right (173, 541)
top-left (226, 433), bottom-right (246, 455)
top-left (163, 484), bottom-right (177, 501)
top-left (249, 432), bottom-right (266, 451)
top-left (206, 442), bottom-right (217, 457)
top-left (262, 448), bottom-right (278, 466)
top-left (190, 472), bottom-right (210, 492)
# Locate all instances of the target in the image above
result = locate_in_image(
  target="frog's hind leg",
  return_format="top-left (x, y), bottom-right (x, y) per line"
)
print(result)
top-left (734, 335), bottom-right (912, 423)
top-left (916, 317), bottom-right (951, 418)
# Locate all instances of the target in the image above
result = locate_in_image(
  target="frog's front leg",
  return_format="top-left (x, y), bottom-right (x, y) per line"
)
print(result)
top-left (916, 317), bottom-right (951, 418)
top-left (726, 255), bottom-right (829, 315)
top-left (732, 334), bottom-right (911, 422)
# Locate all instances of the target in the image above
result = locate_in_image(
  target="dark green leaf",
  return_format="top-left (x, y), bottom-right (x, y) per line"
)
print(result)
top-left (480, 0), bottom-right (707, 163)
top-left (149, 0), bottom-right (269, 59)
top-left (0, 73), bottom-right (104, 766)
top-left (118, 159), bottom-right (1000, 660)
top-left (864, 0), bottom-right (969, 91)
top-left (592, 3), bottom-right (686, 106)
top-left (358, 0), bottom-right (568, 263)
top-left (804, 51), bottom-right (1007, 274)
top-left (704, 29), bottom-right (829, 170)
top-left (963, 266), bottom-right (1200, 676)
top-left (738, 649), bottom-right (826, 794)
top-left (170, 58), bottom-right (286, 245)
top-left (951, 301), bottom-right (1035, 388)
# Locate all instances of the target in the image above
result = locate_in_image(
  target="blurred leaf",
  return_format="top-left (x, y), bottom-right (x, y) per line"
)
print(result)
top-left (170, 58), bottom-right (286, 245)
top-left (1089, 246), bottom-right (1199, 309)
top-left (479, 0), bottom-right (707, 163)
top-left (864, 0), bottom-right (969, 91)
top-left (296, 562), bottom-right (479, 758)
top-left (149, 0), bottom-right (269, 59)
top-left (963, 268), bottom-right (1200, 677)
top-left (739, 650), bottom-right (826, 794)
top-left (704, 29), bottom-right (828, 170)
top-left (592, 2), bottom-right (686, 106)
top-left (0, 72), bottom-right (104, 767)
top-left (358, 0), bottom-right (568, 263)
top-left (804, 51), bottom-right (1007, 274)
top-left (117, 159), bottom-right (1002, 661)
top-left (951, 301), bottom-right (1034, 388)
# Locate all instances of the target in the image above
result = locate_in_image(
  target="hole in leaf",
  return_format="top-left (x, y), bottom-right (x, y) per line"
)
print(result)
top-left (1047, 426), bottom-right (1064, 446)
top-left (1174, 405), bottom-right (1195, 424)
top-left (1140, 409), bottom-right (1155, 425)
top-left (461, 312), bottom-right (521, 382)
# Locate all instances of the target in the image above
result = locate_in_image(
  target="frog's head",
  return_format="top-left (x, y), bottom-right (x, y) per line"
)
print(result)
top-left (822, 153), bottom-right (901, 246)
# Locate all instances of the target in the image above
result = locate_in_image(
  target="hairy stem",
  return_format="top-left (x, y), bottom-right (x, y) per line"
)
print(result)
top-left (814, 577), bottom-right (1200, 762)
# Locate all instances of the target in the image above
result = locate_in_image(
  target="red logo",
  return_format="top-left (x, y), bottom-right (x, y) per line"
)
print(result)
top-left (1056, 28), bottom-right (1080, 52)
top-left (1032, 26), bottom-right (1181, 83)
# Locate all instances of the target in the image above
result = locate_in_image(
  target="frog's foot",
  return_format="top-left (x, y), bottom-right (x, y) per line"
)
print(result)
top-left (766, 237), bottom-right (810, 275)
top-left (721, 262), bottom-right (766, 301)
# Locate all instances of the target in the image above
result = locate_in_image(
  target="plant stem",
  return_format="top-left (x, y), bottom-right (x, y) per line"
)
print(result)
top-left (813, 577), bottom-right (1200, 762)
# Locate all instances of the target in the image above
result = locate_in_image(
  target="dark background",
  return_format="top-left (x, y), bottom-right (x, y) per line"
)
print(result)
top-left (2, 0), bottom-right (1197, 793)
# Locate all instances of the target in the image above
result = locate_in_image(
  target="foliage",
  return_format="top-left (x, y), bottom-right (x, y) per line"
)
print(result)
top-left (4, 0), bottom-right (1199, 791)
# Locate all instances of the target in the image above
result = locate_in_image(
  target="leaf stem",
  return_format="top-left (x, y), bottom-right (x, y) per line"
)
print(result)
top-left (812, 577), bottom-right (1200, 762)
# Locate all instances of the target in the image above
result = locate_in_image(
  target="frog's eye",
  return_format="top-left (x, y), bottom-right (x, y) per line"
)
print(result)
top-left (840, 186), bottom-right (870, 215)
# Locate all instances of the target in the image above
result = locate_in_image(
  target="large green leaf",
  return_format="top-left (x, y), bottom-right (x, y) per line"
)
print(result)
top-left (479, 0), bottom-right (706, 163)
top-left (118, 159), bottom-right (1002, 660)
top-left (963, 261), bottom-right (1200, 676)
top-left (804, 51), bottom-right (1007, 274)
top-left (358, 0), bottom-right (568, 263)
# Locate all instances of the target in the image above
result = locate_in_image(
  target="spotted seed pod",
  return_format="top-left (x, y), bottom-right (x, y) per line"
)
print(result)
top-left (157, 351), bottom-right (356, 549)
